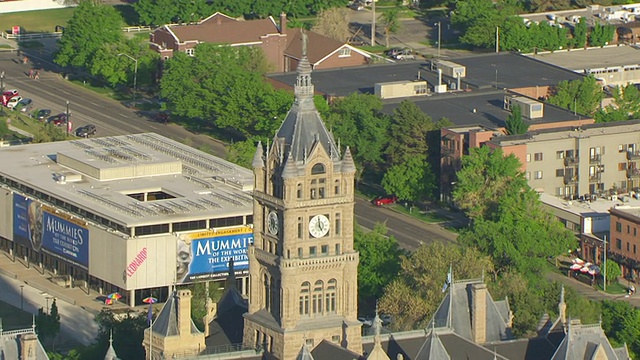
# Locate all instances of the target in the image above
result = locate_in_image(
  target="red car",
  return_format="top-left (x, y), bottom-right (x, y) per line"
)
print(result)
top-left (47, 113), bottom-right (70, 126)
top-left (372, 195), bottom-right (398, 206)
top-left (1, 89), bottom-right (19, 106)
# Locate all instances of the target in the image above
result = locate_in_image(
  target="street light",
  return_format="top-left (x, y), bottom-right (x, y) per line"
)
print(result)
top-left (0, 71), bottom-right (5, 92)
top-left (435, 22), bottom-right (441, 57)
top-left (45, 296), bottom-right (53, 315)
top-left (20, 285), bottom-right (24, 310)
top-left (117, 53), bottom-right (138, 107)
top-left (66, 100), bottom-right (70, 136)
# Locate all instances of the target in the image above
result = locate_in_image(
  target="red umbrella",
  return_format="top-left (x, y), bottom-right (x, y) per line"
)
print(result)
top-left (580, 266), bottom-right (590, 273)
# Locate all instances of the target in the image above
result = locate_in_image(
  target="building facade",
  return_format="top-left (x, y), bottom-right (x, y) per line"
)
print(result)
top-left (0, 134), bottom-right (253, 307)
top-left (609, 206), bottom-right (640, 281)
top-left (243, 32), bottom-right (362, 360)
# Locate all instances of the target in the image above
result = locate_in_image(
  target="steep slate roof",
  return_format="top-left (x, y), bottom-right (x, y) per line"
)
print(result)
top-left (0, 330), bottom-right (48, 360)
top-left (311, 339), bottom-right (363, 360)
top-left (431, 279), bottom-right (513, 343)
top-left (551, 320), bottom-right (627, 360)
top-left (297, 342), bottom-right (315, 360)
top-left (152, 291), bottom-right (201, 337)
top-left (273, 31), bottom-right (340, 164)
top-left (414, 329), bottom-right (450, 360)
top-left (167, 15), bottom-right (281, 44)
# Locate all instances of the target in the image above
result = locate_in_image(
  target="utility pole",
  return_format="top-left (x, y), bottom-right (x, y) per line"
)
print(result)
top-left (371, 0), bottom-right (376, 46)
top-left (436, 22), bottom-right (441, 57)
top-left (496, 27), bottom-right (499, 53)
top-left (603, 235), bottom-right (607, 292)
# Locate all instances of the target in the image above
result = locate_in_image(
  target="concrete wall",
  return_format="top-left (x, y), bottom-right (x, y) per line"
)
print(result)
top-left (0, 187), bottom-right (12, 240)
top-left (0, 0), bottom-right (71, 14)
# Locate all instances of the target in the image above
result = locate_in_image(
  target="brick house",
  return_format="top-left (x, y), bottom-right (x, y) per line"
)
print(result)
top-left (149, 12), bottom-right (371, 73)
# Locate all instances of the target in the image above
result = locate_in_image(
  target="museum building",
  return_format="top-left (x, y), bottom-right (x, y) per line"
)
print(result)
top-left (0, 133), bottom-right (254, 306)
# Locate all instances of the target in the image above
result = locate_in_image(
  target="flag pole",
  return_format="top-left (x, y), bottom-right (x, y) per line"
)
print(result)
top-left (148, 303), bottom-right (153, 360)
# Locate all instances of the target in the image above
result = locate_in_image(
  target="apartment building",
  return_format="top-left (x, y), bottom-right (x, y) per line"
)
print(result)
top-left (485, 120), bottom-right (640, 199)
top-left (609, 206), bottom-right (640, 281)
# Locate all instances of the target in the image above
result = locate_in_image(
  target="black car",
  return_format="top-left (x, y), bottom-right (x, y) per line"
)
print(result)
top-left (36, 109), bottom-right (51, 121)
top-left (75, 124), bottom-right (97, 138)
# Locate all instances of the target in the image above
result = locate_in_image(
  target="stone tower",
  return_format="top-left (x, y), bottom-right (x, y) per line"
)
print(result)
top-left (243, 30), bottom-right (361, 360)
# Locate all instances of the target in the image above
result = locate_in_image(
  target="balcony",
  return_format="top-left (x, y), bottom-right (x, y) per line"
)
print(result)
top-left (589, 155), bottom-right (601, 164)
top-left (628, 168), bottom-right (640, 178)
top-left (564, 175), bottom-right (578, 185)
top-left (627, 150), bottom-right (640, 160)
top-left (442, 147), bottom-right (455, 156)
top-left (589, 173), bottom-right (601, 182)
top-left (564, 156), bottom-right (579, 166)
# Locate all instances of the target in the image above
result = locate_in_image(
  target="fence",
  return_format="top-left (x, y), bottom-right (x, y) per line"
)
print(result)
top-left (0, 31), bottom-right (62, 40)
top-left (122, 26), bottom-right (152, 33)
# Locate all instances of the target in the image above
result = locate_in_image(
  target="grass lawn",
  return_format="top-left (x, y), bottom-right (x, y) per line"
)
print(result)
top-left (0, 300), bottom-right (33, 330)
top-left (0, 8), bottom-right (75, 33)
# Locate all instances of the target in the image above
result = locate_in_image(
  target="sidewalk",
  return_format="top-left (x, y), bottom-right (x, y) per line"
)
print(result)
top-left (0, 251), bottom-right (132, 316)
top-left (546, 269), bottom-right (640, 307)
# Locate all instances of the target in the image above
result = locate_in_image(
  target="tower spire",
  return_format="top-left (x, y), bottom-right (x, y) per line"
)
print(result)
top-left (294, 30), bottom-right (314, 101)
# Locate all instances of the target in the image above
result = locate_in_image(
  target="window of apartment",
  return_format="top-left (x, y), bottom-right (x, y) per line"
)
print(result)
top-left (634, 244), bottom-right (637, 254)
top-left (616, 238), bottom-right (622, 249)
top-left (186, 48), bottom-right (195, 56)
top-left (526, 154), bottom-right (531, 163)
top-left (628, 225), bottom-right (631, 234)
top-left (534, 153), bottom-right (543, 161)
top-left (556, 187), bottom-right (564, 196)
top-left (635, 228), bottom-right (637, 236)
top-left (619, 163), bottom-right (627, 171)
top-left (627, 242), bottom-right (631, 251)
top-left (414, 84), bottom-right (428, 94)
top-left (616, 222), bottom-right (622, 232)
top-left (556, 151), bottom-right (565, 159)
top-left (526, 172), bottom-right (531, 180)
top-left (556, 169), bottom-right (565, 177)
top-left (535, 171), bottom-right (543, 179)
top-left (619, 144), bottom-right (627, 153)
top-left (338, 47), bottom-right (351, 57)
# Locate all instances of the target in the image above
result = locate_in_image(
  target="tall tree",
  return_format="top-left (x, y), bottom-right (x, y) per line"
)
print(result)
top-left (386, 100), bottom-right (433, 167)
top-left (505, 104), bottom-right (529, 135)
top-left (326, 93), bottom-right (390, 178)
top-left (311, 7), bottom-right (351, 42)
top-left (595, 83), bottom-right (640, 123)
top-left (354, 222), bottom-right (404, 313)
top-left (90, 38), bottom-right (160, 88)
top-left (380, 9), bottom-right (401, 48)
top-left (160, 44), bottom-right (291, 140)
top-left (548, 75), bottom-right (603, 116)
top-left (379, 242), bottom-right (493, 331)
top-left (55, 0), bottom-right (124, 70)
top-left (381, 157), bottom-right (436, 202)
top-left (572, 17), bottom-right (588, 48)
top-left (452, 146), bottom-right (527, 220)
top-left (589, 23), bottom-right (616, 47)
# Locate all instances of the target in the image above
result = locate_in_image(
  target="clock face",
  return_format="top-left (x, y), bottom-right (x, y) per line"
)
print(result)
top-left (268, 211), bottom-right (279, 235)
top-left (309, 214), bottom-right (330, 238)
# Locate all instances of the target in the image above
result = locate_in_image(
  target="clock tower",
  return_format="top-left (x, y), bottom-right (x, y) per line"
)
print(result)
top-left (243, 31), bottom-right (361, 360)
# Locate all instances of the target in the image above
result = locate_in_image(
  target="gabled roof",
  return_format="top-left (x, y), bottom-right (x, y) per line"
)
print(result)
top-left (167, 14), bottom-right (281, 45)
top-left (0, 330), bottom-right (48, 360)
top-left (152, 291), bottom-right (201, 337)
top-left (414, 328), bottom-right (450, 360)
top-left (551, 320), bottom-right (625, 360)
top-left (284, 29), bottom-right (370, 66)
top-left (311, 339), bottom-right (362, 360)
top-left (431, 279), bottom-right (513, 343)
top-left (297, 342), bottom-right (315, 360)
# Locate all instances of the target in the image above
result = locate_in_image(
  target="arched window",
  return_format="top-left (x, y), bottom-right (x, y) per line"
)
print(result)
top-left (326, 279), bottom-right (337, 313)
top-left (264, 274), bottom-right (271, 311)
top-left (297, 183), bottom-right (302, 199)
top-left (334, 180), bottom-right (340, 195)
top-left (313, 280), bottom-right (324, 314)
top-left (299, 282), bottom-right (310, 315)
top-left (311, 163), bottom-right (325, 175)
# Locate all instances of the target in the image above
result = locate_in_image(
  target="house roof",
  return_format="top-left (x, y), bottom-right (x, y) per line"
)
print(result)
top-left (311, 340), bottom-right (363, 360)
top-left (551, 320), bottom-right (625, 360)
top-left (167, 14), bottom-right (281, 45)
top-left (284, 29), bottom-right (370, 66)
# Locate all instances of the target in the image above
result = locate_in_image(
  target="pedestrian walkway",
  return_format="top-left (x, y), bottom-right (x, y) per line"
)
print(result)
top-left (546, 268), bottom-right (640, 307)
top-left (0, 252), bottom-right (131, 316)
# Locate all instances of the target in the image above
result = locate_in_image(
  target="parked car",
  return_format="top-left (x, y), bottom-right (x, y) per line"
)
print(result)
top-left (6, 96), bottom-right (22, 109)
top-left (15, 98), bottom-right (33, 113)
top-left (36, 109), bottom-right (51, 121)
top-left (372, 194), bottom-right (398, 206)
top-left (348, 1), bottom-right (364, 10)
top-left (394, 49), bottom-right (416, 60)
top-left (48, 113), bottom-right (70, 126)
top-left (1, 89), bottom-right (19, 106)
top-left (385, 47), bottom-right (405, 57)
top-left (75, 124), bottom-right (96, 137)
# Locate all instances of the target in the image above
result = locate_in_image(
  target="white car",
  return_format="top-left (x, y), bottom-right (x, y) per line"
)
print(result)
top-left (6, 96), bottom-right (22, 109)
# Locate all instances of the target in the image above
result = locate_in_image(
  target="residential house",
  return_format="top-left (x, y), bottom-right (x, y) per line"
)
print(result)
top-left (150, 12), bottom-right (371, 73)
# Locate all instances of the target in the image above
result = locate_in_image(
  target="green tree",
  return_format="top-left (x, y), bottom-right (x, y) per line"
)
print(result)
top-left (603, 259), bottom-right (622, 285)
top-left (381, 157), bottom-right (436, 202)
top-left (55, 0), bottom-right (125, 70)
top-left (452, 146), bottom-right (527, 220)
top-left (0, 118), bottom-right (10, 140)
top-left (505, 104), bottom-right (529, 135)
top-left (452, 0), bottom-right (519, 49)
top-left (386, 100), bottom-right (434, 167)
top-left (589, 23), bottom-right (616, 47)
top-left (326, 93), bottom-right (390, 178)
top-left (572, 17), bottom-right (588, 48)
top-left (548, 75), bottom-right (604, 116)
top-left (602, 301), bottom-right (640, 357)
top-left (49, 299), bottom-right (61, 341)
top-left (32, 124), bottom-right (68, 143)
top-left (227, 139), bottom-right (256, 169)
top-left (311, 7), bottom-right (351, 42)
top-left (160, 44), bottom-right (291, 140)
top-left (354, 222), bottom-right (404, 312)
top-left (595, 84), bottom-right (640, 123)
top-left (380, 9), bottom-right (401, 48)
top-left (90, 38), bottom-right (160, 88)
top-left (379, 242), bottom-right (493, 331)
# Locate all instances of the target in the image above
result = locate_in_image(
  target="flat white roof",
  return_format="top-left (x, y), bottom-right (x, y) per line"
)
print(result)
top-left (0, 133), bottom-right (254, 227)
top-left (540, 192), bottom-right (640, 216)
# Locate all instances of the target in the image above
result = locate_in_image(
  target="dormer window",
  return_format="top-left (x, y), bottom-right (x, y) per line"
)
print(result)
top-left (311, 163), bottom-right (325, 175)
top-left (338, 48), bottom-right (351, 57)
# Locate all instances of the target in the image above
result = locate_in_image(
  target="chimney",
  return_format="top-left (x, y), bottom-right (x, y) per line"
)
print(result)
top-left (471, 283), bottom-right (487, 344)
top-left (178, 289), bottom-right (193, 336)
top-left (20, 333), bottom-right (38, 360)
top-left (280, 12), bottom-right (287, 35)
